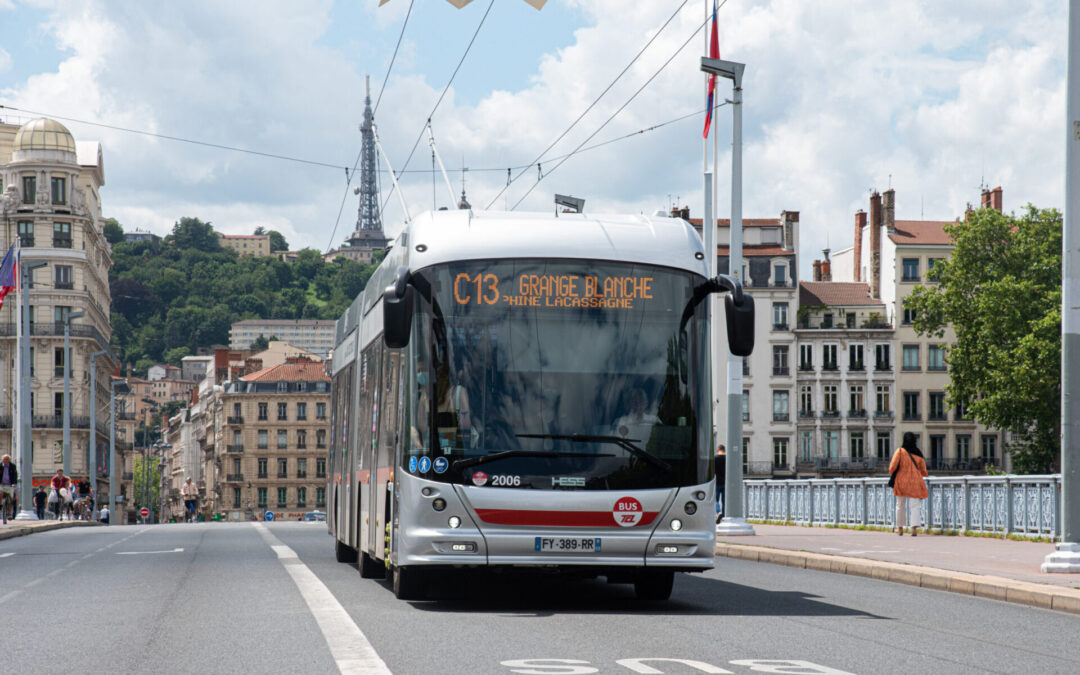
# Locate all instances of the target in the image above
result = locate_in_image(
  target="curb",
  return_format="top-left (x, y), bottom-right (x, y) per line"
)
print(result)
top-left (715, 542), bottom-right (1080, 615)
top-left (0, 520), bottom-right (100, 541)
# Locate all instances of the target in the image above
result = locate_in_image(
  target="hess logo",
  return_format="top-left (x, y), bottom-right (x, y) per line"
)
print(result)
top-left (612, 496), bottom-right (643, 527)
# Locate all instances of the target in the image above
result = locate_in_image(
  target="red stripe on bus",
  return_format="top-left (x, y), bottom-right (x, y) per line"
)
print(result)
top-left (474, 509), bottom-right (658, 527)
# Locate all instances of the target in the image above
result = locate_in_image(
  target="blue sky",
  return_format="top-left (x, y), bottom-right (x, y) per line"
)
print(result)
top-left (0, 1), bottom-right (1067, 277)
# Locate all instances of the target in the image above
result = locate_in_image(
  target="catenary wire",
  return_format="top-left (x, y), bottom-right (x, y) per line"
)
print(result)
top-left (484, 0), bottom-right (691, 210)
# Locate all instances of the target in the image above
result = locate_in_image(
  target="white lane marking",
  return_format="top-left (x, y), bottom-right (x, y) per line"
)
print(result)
top-left (253, 523), bottom-right (391, 675)
top-left (116, 548), bottom-right (184, 555)
top-left (0, 590), bottom-right (21, 604)
top-left (0, 552), bottom-right (14, 558)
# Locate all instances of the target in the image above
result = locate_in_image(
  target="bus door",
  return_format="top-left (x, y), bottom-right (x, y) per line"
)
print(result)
top-left (358, 347), bottom-right (376, 556)
top-left (375, 346), bottom-right (402, 561)
top-left (365, 341), bottom-right (385, 557)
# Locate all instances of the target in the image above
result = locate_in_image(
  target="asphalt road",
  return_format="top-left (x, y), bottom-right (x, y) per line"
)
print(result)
top-left (2, 522), bottom-right (1079, 674)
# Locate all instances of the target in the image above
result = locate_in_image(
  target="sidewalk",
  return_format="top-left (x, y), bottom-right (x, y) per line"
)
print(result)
top-left (0, 518), bottom-right (100, 541)
top-left (716, 523), bottom-right (1080, 614)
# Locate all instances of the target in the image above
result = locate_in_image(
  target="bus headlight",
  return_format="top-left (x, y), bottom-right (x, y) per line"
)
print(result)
top-left (448, 516), bottom-right (462, 529)
top-left (683, 501), bottom-right (697, 515)
top-left (669, 518), bottom-right (683, 531)
top-left (432, 498), bottom-right (447, 511)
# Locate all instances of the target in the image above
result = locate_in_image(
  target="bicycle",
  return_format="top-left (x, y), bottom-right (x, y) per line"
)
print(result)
top-left (0, 485), bottom-right (14, 524)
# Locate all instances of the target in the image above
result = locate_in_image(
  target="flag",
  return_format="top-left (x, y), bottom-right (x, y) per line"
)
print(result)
top-left (702, 0), bottom-right (720, 138)
top-left (0, 243), bottom-right (16, 311)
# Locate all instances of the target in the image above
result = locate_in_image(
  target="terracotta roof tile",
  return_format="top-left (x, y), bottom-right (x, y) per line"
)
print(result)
top-left (799, 282), bottom-right (884, 307)
top-left (243, 360), bottom-right (329, 382)
top-left (888, 220), bottom-right (953, 246)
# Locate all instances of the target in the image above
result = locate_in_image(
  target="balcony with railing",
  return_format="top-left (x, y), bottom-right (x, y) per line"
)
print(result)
top-left (821, 410), bottom-right (840, 419)
top-left (33, 415), bottom-right (90, 429)
top-left (226, 445), bottom-right (245, 454)
top-left (227, 416), bottom-right (244, 425)
top-left (798, 410), bottom-right (815, 419)
top-left (821, 362), bottom-right (838, 371)
top-left (847, 409), bottom-right (867, 418)
top-left (772, 366), bottom-right (789, 376)
top-left (874, 410), bottom-right (894, 419)
top-left (225, 473), bottom-right (245, 482)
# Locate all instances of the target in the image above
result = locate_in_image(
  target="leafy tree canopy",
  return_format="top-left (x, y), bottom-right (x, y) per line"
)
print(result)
top-left (249, 334), bottom-right (279, 351)
top-left (164, 217), bottom-right (221, 253)
top-left (905, 205), bottom-right (1062, 473)
top-left (268, 230), bottom-right (288, 252)
top-left (103, 218), bottom-right (125, 245)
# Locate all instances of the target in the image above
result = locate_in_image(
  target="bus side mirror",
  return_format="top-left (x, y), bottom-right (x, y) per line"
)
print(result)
top-left (384, 266), bottom-right (414, 349)
top-left (724, 292), bottom-right (754, 357)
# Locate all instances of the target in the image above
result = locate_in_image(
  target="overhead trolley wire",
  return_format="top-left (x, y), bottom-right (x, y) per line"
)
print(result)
top-left (485, 0), bottom-right (691, 210)
top-left (510, 2), bottom-right (727, 210)
top-left (381, 0), bottom-right (496, 215)
top-left (325, 0), bottom-right (416, 253)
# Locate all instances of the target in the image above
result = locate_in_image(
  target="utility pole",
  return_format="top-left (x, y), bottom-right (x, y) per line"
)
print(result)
top-left (1044, 0), bottom-right (1080, 573)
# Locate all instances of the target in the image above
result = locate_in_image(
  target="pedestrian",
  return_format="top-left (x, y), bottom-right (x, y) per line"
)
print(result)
top-left (33, 485), bottom-right (47, 520)
top-left (181, 477), bottom-right (198, 523)
top-left (889, 431), bottom-right (929, 536)
top-left (99, 504), bottom-right (109, 524)
top-left (1, 453), bottom-right (18, 521)
top-left (715, 444), bottom-right (726, 523)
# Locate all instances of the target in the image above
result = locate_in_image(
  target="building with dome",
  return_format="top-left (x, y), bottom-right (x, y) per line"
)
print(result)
top-left (0, 116), bottom-right (116, 497)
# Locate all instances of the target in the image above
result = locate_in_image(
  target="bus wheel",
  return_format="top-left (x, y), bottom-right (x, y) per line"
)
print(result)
top-left (634, 570), bottom-right (674, 601)
top-left (360, 551), bottom-right (385, 579)
top-left (335, 539), bottom-right (358, 564)
top-left (392, 565), bottom-right (426, 600)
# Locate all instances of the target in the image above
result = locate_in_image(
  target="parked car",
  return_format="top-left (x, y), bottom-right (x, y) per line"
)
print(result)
top-left (304, 510), bottom-right (326, 522)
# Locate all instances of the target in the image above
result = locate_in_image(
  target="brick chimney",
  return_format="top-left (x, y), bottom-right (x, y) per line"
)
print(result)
top-left (813, 260), bottom-right (822, 281)
top-left (781, 210), bottom-right (799, 251)
top-left (883, 188), bottom-right (896, 233)
top-left (869, 191), bottom-right (882, 299)
top-left (853, 210), bottom-right (866, 282)
top-left (981, 188), bottom-right (992, 209)
top-left (991, 186), bottom-right (1003, 212)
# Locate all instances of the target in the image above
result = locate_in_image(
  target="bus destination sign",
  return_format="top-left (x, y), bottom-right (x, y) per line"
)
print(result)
top-left (453, 272), bottom-right (655, 310)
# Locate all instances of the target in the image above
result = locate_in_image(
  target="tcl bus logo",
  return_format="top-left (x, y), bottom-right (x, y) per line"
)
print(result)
top-left (613, 496), bottom-right (643, 527)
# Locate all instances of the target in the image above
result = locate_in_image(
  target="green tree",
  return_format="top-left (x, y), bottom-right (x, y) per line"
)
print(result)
top-left (254, 226), bottom-right (266, 236)
top-left (132, 454), bottom-right (162, 518)
top-left (905, 205), bottom-right (1062, 472)
top-left (103, 218), bottom-right (125, 244)
top-left (165, 217), bottom-right (221, 252)
top-left (250, 334), bottom-right (278, 350)
top-left (268, 230), bottom-right (288, 252)
top-left (163, 345), bottom-right (191, 366)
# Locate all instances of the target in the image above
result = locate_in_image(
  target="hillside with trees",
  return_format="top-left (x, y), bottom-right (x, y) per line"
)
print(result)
top-left (108, 217), bottom-right (379, 374)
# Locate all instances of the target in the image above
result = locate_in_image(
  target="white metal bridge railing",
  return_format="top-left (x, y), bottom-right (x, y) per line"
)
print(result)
top-left (743, 475), bottom-right (1062, 538)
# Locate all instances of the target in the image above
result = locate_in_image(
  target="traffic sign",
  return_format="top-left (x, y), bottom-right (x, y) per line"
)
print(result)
top-left (139, 507), bottom-right (150, 518)
top-left (265, 511), bottom-right (275, 521)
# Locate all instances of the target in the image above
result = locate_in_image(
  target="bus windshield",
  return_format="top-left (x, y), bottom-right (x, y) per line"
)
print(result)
top-left (406, 259), bottom-right (711, 490)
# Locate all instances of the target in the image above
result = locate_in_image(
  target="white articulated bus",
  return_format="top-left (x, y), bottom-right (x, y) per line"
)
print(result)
top-left (328, 209), bottom-right (753, 600)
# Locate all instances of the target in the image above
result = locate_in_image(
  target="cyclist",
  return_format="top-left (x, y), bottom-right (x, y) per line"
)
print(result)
top-left (1, 454), bottom-right (18, 522)
top-left (181, 477), bottom-right (198, 523)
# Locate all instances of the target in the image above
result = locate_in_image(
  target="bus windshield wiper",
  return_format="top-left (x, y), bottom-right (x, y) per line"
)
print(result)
top-left (452, 449), bottom-right (613, 471)
top-left (515, 433), bottom-right (672, 473)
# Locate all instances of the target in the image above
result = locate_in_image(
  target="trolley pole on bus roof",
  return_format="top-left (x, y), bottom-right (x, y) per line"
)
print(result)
top-left (703, 55), bottom-right (753, 537)
top-left (1043, 0), bottom-right (1080, 572)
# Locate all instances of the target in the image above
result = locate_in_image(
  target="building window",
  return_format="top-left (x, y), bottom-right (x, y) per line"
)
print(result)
top-left (876, 385), bottom-right (890, 415)
top-left (850, 432), bottom-right (864, 458)
top-left (772, 345), bottom-right (789, 375)
top-left (53, 222), bottom-right (72, 248)
top-left (296, 402), bottom-right (307, 420)
top-left (929, 435), bottom-right (946, 466)
top-left (277, 402), bottom-right (287, 420)
top-left (772, 302), bottom-right (788, 329)
top-left (927, 257), bottom-right (944, 281)
top-left (741, 437), bottom-right (749, 473)
top-left (297, 458), bottom-right (307, 479)
top-left (316, 429), bottom-right (326, 448)
top-left (902, 258), bottom-right (920, 282)
top-left (928, 345), bottom-right (946, 371)
top-left (822, 313), bottom-right (834, 328)
top-left (53, 391), bottom-right (65, 417)
top-left (257, 430), bottom-right (268, 449)
top-left (800, 431), bottom-right (813, 461)
top-left (799, 385), bottom-right (813, 417)
top-left (846, 312), bottom-right (856, 328)
top-left (823, 384), bottom-right (837, 414)
top-left (957, 435), bottom-right (971, 461)
top-left (17, 221), bottom-right (34, 247)
top-left (277, 430), bottom-right (288, 449)
top-left (296, 429), bottom-right (307, 449)
top-left (277, 458), bottom-right (288, 478)
top-left (902, 306), bottom-right (917, 324)
top-left (799, 344), bottom-right (813, 370)
top-left (297, 487), bottom-right (307, 508)
top-left (54, 265), bottom-right (72, 289)
top-left (54, 347), bottom-right (65, 378)
top-left (741, 390), bottom-right (749, 422)
top-left (772, 391), bottom-right (789, 422)
top-left (298, 381), bottom-right (307, 392)
top-left (233, 402), bottom-right (242, 418)
top-left (929, 392), bottom-right (946, 420)
top-left (51, 177), bottom-right (66, 205)
top-left (257, 458), bottom-right (268, 479)
top-left (277, 381), bottom-right (288, 393)
top-left (956, 398), bottom-right (970, 420)
top-left (316, 487), bottom-right (326, 507)
top-left (22, 176), bottom-right (36, 204)
top-left (233, 487), bottom-right (242, 509)
top-left (277, 487), bottom-right (287, 508)
top-left (257, 488), bottom-right (267, 509)
top-left (316, 402), bottom-right (327, 419)
top-left (824, 431), bottom-right (838, 459)
top-left (54, 305), bottom-right (72, 324)
top-left (875, 344), bottom-right (891, 371)
top-left (773, 438), bottom-right (788, 467)
top-left (902, 344), bottom-right (920, 371)
top-left (316, 457), bottom-right (327, 478)
top-left (903, 391), bottom-right (920, 421)
top-left (822, 344), bottom-right (837, 370)
top-left (849, 385), bottom-right (864, 415)
top-left (258, 402), bottom-right (268, 421)
top-left (849, 344), bottom-right (863, 370)
top-left (876, 432), bottom-right (891, 459)
top-left (981, 435), bottom-right (998, 464)
top-left (774, 264), bottom-right (787, 287)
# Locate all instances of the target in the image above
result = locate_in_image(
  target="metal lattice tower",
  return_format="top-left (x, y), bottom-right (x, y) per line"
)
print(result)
top-left (345, 75), bottom-right (388, 253)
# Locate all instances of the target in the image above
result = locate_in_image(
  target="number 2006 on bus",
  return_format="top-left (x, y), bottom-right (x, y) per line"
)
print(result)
top-left (535, 537), bottom-right (602, 552)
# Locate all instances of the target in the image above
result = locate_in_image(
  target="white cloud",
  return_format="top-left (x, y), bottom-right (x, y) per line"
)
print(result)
top-left (0, 47), bottom-right (11, 74)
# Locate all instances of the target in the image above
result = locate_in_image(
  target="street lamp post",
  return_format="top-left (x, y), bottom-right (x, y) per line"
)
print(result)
top-left (15, 260), bottom-right (47, 520)
top-left (88, 349), bottom-right (108, 518)
top-left (701, 56), bottom-right (754, 537)
top-left (62, 310), bottom-right (84, 477)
